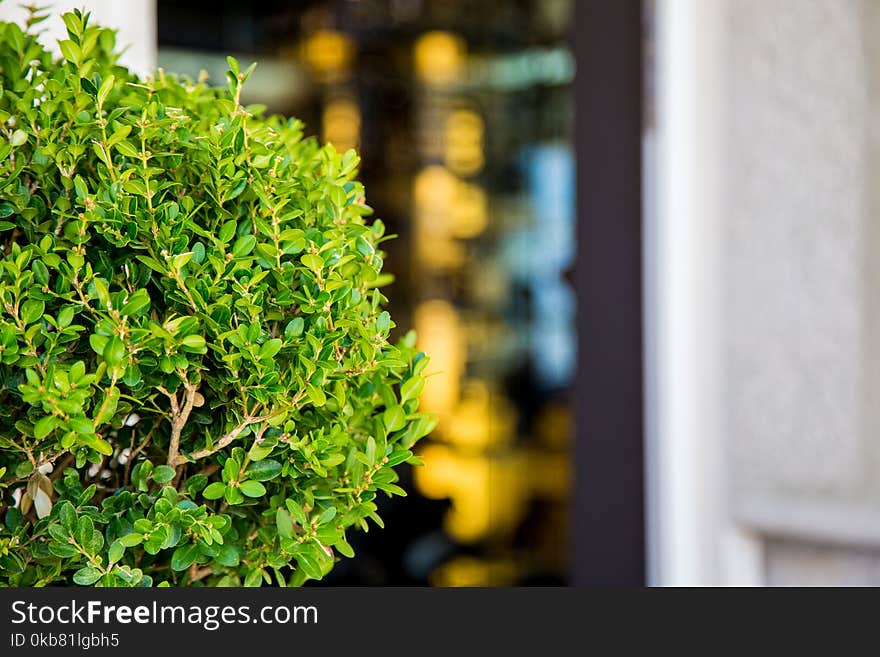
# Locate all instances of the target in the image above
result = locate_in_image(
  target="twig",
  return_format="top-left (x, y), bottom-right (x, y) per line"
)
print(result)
top-left (50, 453), bottom-right (76, 481)
top-left (171, 416), bottom-right (257, 466)
top-left (187, 563), bottom-right (213, 584)
top-left (169, 395), bottom-right (303, 466)
top-left (158, 381), bottom-right (198, 467)
top-left (197, 463), bottom-right (220, 477)
top-left (124, 416), bottom-right (162, 485)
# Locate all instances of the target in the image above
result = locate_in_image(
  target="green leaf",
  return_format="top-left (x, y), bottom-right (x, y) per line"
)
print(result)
top-left (121, 290), bottom-right (150, 316)
top-left (103, 336), bottom-right (126, 368)
top-left (376, 311), bottom-right (391, 333)
top-left (94, 386), bottom-right (120, 426)
top-left (78, 516), bottom-right (103, 554)
top-left (73, 566), bottom-right (102, 586)
top-left (224, 485), bottom-right (244, 505)
top-left (97, 74), bottom-right (115, 106)
top-left (317, 506), bottom-right (337, 525)
top-left (239, 480), bottom-right (266, 498)
top-left (245, 459), bottom-right (281, 481)
top-left (152, 465), bottom-right (175, 484)
top-left (301, 253), bottom-right (324, 273)
top-left (382, 405), bottom-right (406, 432)
top-left (10, 130), bottom-right (27, 147)
top-left (171, 543), bottom-right (200, 571)
top-left (321, 453), bottom-right (345, 468)
top-left (89, 333), bottom-right (108, 355)
top-left (59, 39), bottom-right (81, 64)
top-left (294, 552), bottom-right (323, 580)
top-left (377, 482), bottom-right (408, 497)
top-left (74, 175), bottom-right (89, 200)
top-left (259, 338), bottom-right (282, 360)
top-left (180, 334), bottom-right (207, 353)
top-left (32, 260), bottom-right (49, 285)
top-left (5, 507), bottom-right (22, 531)
top-left (306, 384), bottom-right (326, 407)
top-left (185, 474), bottom-right (208, 495)
top-left (92, 438), bottom-right (113, 456)
top-left (400, 376), bottom-right (424, 403)
top-left (81, 76), bottom-right (98, 94)
top-left (203, 482), bottom-right (226, 500)
top-left (284, 317), bottom-right (304, 339)
top-left (14, 460), bottom-right (33, 477)
top-left (231, 235), bottom-right (256, 258)
top-left (33, 415), bottom-right (57, 440)
top-left (69, 416), bottom-right (94, 435)
top-left (385, 450), bottom-right (413, 467)
top-left (171, 252), bottom-right (194, 270)
top-left (135, 255), bottom-right (166, 274)
top-left (243, 568), bottom-right (264, 587)
top-left (70, 361), bottom-right (86, 383)
top-left (119, 533), bottom-right (143, 547)
top-left (115, 140), bottom-right (139, 158)
top-left (335, 539), bottom-right (355, 558)
top-left (20, 299), bottom-right (45, 324)
top-left (366, 435), bottom-right (377, 465)
top-left (59, 501), bottom-right (77, 533)
top-left (226, 178), bottom-right (247, 200)
top-left (107, 540), bottom-right (124, 564)
top-left (57, 305), bottom-right (75, 328)
top-left (276, 508), bottom-right (293, 539)
top-left (285, 499), bottom-right (308, 526)
top-left (222, 458), bottom-right (238, 483)
top-left (216, 544), bottom-right (240, 567)
top-left (218, 221), bottom-right (237, 243)
top-left (62, 12), bottom-right (82, 38)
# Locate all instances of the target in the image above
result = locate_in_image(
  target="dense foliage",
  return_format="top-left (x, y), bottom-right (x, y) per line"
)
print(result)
top-left (0, 8), bottom-right (434, 586)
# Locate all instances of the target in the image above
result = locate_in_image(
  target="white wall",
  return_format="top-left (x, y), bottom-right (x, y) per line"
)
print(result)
top-left (649, 0), bottom-right (880, 586)
top-left (0, 0), bottom-right (156, 75)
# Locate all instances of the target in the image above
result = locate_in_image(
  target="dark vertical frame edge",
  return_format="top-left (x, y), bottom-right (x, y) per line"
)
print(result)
top-left (572, 0), bottom-right (646, 586)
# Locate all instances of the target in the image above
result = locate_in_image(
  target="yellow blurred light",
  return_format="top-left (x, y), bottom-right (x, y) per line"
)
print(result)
top-left (415, 444), bottom-right (530, 543)
top-left (415, 444), bottom-right (479, 502)
top-left (444, 380), bottom-right (516, 450)
top-left (414, 300), bottom-right (463, 419)
top-left (413, 166), bottom-right (464, 268)
top-left (430, 556), bottom-right (491, 587)
top-left (412, 166), bottom-right (487, 266)
top-left (302, 29), bottom-right (355, 78)
top-left (526, 449), bottom-right (571, 500)
top-left (430, 556), bottom-right (519, 587)
top-left (414, 165), bottom-right (457, 214)
top-left (444, 109), bottom-right (484, 176)
top-left (414, 31), bottom-right (466, 85)
top-left (322, 97), bottom-right (361, 153)
top-left (449, 181), bottom-right (487, 239)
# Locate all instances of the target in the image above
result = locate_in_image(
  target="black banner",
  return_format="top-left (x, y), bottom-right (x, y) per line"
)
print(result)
top-left (0, 588), bottom-right (587, 653)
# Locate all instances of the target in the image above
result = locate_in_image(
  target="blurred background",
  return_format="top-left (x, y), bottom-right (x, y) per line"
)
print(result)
top-left (8, 0), bottom-right (876, 587)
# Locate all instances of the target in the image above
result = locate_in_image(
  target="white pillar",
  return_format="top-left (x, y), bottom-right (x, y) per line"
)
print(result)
top-left (0, 0), bottom-right (156, 76)
top-left (648, 0), bottom-right (762, 586)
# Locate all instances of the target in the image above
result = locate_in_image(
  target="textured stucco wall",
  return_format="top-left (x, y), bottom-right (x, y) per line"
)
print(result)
top-left (726, 0), bottom-right (880, 576)
top-left (765, 538), bottom-right (880, 586)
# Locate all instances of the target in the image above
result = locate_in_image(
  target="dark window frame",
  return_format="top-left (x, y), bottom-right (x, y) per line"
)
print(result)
top-left (573, 0), bottom-right (645, 586)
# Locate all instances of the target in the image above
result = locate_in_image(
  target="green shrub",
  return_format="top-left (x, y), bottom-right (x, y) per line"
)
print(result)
top-left (0, 8), bottom-right (434, 586)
